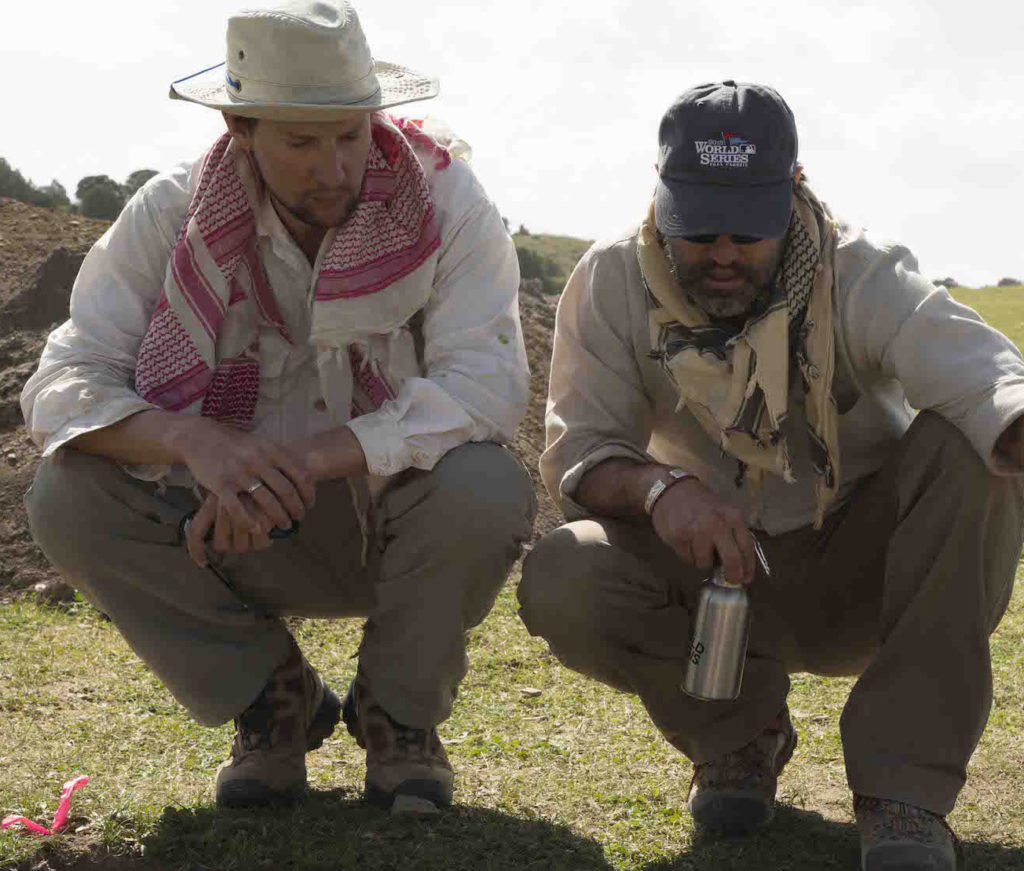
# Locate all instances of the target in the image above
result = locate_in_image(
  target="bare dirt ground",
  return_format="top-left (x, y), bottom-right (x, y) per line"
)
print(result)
top-left (0, 198), bottom-right (561, 600)
top-left (0, 200), bottom-right (111, 598)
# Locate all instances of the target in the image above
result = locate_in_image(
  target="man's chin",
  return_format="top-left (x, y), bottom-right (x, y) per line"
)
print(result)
top-left (299, 209), bottom-right (355, 229)
top-left (288, 197), bottom-right (358, 229)
top-left (688, 286), bottom-right (759, 319)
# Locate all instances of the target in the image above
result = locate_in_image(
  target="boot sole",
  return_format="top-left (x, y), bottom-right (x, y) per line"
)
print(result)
top-left (215, 685), bottom-right (341, 809)
top-left (216, 779), bottom-right (305, 809)
top-left (862, 842), bottom-right (958, 871)
top-left (690, 791), bottom-right (775, 835)
top-left (307, 686), bottom-right (342, 751)
top-left (366, 778), bottom-right (454, 812)
top-left (689, 721), bottom-right (799, 836)
top-left (342, 682), bottom-right (453, 812)
top-left (340, 681), bottom-right (362, 746)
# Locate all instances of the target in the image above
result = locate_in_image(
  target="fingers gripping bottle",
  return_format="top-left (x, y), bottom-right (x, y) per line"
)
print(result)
top-left (682, 540), bottom-right (769, 701)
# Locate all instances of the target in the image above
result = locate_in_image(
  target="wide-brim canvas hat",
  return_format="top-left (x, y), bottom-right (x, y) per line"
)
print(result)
top-left (170, 0), bottom-right (439, 120)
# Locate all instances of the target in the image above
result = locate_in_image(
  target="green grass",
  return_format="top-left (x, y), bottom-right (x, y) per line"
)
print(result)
top-left (2, 572), bottom-right (1024, 870)
top-left (513, 233), bottom-right (592, 295)
top-left (951, 285), bottom-right (1024, 350)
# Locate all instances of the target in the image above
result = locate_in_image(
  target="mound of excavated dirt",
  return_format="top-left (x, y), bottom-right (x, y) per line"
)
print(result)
top-left (0, 200), bottom-right (111, 597)
top-left (512, 279), bottom-right (561, 539)
top-left (0, 199), bottom-right (563, 599)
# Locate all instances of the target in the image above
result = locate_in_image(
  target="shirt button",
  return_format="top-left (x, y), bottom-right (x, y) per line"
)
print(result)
top-left (313, 399), bottom-right (327, 412)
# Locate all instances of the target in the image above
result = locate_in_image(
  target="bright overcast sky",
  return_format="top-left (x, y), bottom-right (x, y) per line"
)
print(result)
top-left (5, 0), bottom-right (1022, 287)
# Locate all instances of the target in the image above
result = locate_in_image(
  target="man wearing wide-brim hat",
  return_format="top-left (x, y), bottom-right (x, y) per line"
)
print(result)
top-left (518, 80), bottom-right (1024, 869)
top-left (21, 0), bottom-right (535, 814)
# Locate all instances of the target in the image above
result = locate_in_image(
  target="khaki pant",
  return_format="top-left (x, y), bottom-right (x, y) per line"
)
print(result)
top-left (26, 442), bottom-right (535, 729)
top-left (518, 412), bottom-right (1023, 816)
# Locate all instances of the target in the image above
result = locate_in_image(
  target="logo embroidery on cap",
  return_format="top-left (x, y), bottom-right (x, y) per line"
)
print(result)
top-left (694, 131), bottom-right (757, 167)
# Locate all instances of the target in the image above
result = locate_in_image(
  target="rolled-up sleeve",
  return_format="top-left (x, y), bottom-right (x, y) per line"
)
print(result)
top-left (346, 161), bottom-right (530, 475)
top-left (540, 243), bottom-right (656, 519)
top-left (838, 240), bottom-right (1024, 474)
top-left (20, 167), bottom-right (192, 456)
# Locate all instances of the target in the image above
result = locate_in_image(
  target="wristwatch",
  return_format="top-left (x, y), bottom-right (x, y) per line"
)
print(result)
top-left (644, 467), bottom-right (699, 516)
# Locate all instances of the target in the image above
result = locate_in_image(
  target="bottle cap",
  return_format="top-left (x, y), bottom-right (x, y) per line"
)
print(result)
top-left (710, 563), bottom-right (744, 587)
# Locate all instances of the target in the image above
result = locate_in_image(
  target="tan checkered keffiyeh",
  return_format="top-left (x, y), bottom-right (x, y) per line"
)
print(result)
top-left (637, 182), bottom-right (841, 527)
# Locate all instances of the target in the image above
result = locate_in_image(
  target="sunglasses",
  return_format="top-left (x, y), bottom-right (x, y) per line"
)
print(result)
top-left (679, 233), bottom-right (765, 245)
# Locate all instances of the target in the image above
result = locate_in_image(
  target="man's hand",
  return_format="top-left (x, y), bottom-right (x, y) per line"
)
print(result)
top-left (650, 478), bottom-right (756, 585)
top-left (184, 492), bottom-right (278, 567)
top-left (171, 417), bottom-right (316, 537)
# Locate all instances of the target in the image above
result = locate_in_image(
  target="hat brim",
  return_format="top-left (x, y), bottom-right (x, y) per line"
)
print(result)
top-left (654, 177), bottom-right (793, 239)
top-left (170, 61), bottom-right (438, 119)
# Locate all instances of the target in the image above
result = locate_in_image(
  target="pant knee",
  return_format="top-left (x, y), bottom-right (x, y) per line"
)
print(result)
top-left (26, 451), bottom-right (110, 560)
top-left (907, 411), bottom-right (1007, 494)
top-left (387, 442), bottom-right (536, 550)
top-left (434, 442), bottom-right (536, 537)
top-left (26, 449), bottom-right (182, 573)
top-left (519, 526), bottom-right (604, 642)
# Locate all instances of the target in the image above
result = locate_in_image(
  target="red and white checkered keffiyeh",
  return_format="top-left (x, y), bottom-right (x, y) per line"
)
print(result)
top-left (134, 114), bottom-right (450, 429)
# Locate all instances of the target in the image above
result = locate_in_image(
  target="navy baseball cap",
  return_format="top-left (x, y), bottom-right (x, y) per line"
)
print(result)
top-left (654, 81), bottom-right (798, 239)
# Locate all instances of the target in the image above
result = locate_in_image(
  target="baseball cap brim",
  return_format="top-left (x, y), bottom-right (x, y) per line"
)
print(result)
top-left (654, 177), bottom-right (793, 239)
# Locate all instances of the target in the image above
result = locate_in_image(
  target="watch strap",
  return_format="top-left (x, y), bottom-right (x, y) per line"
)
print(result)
top-left (644, 468), bottom-right (699, 515)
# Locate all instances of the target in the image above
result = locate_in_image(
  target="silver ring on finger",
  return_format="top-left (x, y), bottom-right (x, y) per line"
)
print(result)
top-left (245, 480), bottom-right (265, 496)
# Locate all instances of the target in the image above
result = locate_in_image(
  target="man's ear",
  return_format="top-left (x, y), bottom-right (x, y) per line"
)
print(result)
top-left (793, 163), bottom-right (804, 187)
top-left (223, 112), bottom-right (256, 151)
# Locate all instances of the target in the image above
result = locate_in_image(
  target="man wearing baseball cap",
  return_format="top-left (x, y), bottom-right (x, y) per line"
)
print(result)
top-left (21, 0), bottom-right (534, 813)
top-left (519, 80), bottom-right (1024, 869)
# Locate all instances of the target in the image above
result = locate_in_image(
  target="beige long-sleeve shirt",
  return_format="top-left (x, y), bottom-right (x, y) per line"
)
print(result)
top-left (542, 220), bottom-right (1024, 535)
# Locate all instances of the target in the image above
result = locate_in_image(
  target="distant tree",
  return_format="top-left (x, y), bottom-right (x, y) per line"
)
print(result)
top-left (517, 224), bottom-right (530, 236)
top-left (0, 156), bottom-right (73, 210)
top-left (37, 180), bottom-right (70, 209)
top-left (76, 174), bottom-right (126, 220)
top-left (123, 169), bottom-right (159, 198)
top-left (0, 157), bottom-right (54, 206)
top-left (997, 277), bottom-right (1022, 287)
top-left (934, 277), bottom-right (959, 289)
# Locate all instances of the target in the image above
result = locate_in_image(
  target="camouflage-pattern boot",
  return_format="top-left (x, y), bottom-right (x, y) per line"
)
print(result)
top-left (854, 795), bottom-right (961, 871)
top-left (686, 706), bottom-right (798, 835)
top-left (341, 669), bottom-right (454, 814)
top-left (215, 638), bottom-right (341, 808)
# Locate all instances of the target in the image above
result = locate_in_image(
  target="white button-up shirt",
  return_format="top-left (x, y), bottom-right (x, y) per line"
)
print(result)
top-left (21, 147), bottom-right (530, 483)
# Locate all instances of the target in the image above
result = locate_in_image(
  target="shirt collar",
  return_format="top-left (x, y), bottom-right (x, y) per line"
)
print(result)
top-left (255, 193), bottom-right (311, 274)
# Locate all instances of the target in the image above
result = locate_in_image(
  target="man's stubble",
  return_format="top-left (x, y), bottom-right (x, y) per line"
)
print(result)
top-left (662, 242), bottom-right (781, 321)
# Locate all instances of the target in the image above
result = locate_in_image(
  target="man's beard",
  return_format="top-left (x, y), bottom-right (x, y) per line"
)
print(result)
top-left (274, 189), bottom-right (360, 229)
top-left (663, 244), bottom-right (777, 320)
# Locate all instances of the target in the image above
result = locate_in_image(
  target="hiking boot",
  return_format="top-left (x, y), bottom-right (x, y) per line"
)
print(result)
top-left (341, 669), bottom-right (454, 813)
top-left (215, 639), bottom-right (341, 808)
top-left (686, 706), bottom-right (797, 835)
top-left (854, 794), bottom-right (961, 871)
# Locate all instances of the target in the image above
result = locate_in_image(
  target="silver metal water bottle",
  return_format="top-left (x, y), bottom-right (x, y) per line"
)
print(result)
top-left (682, 540), bottom-right (769, 701)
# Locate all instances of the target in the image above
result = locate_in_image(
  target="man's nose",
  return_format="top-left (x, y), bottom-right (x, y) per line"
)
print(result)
top-left (709, 235), bottom-right (740, 265)
top-left (314, 142), bottom-right (347, 186)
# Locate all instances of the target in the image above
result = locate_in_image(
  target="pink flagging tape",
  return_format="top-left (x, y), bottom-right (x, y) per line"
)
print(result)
top-left (2, 775), bottom-right (90, 836)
